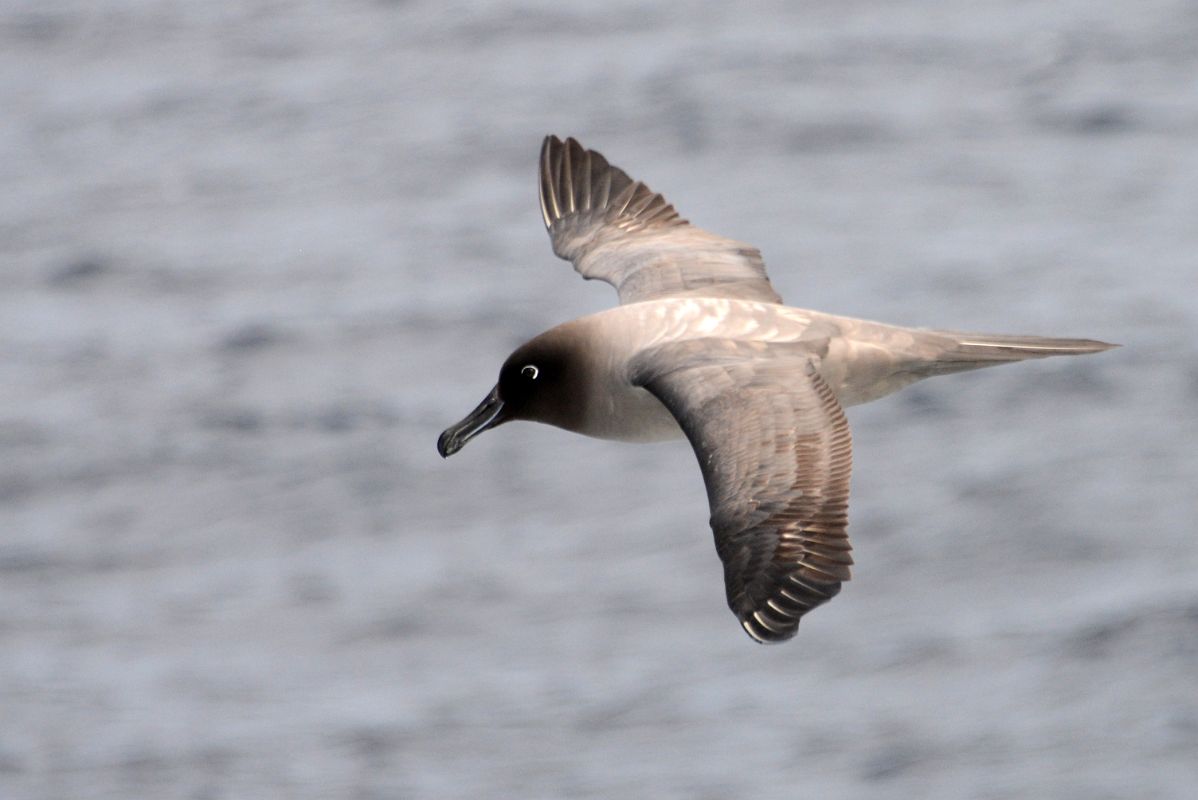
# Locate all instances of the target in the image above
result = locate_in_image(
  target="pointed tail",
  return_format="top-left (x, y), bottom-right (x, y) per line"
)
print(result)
top-left (921, 330), bottom-right (1119, 375)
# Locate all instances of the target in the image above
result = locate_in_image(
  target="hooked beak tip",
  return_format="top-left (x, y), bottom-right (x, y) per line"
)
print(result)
top-left (436, 429), bottom-right (460, 458)
top-left (437, 386), bottom-right (504, 458)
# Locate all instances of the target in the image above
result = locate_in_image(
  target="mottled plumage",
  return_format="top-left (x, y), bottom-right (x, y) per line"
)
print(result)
top-left (438, 136), bottom-right (1117, 643)
top-left (539, 135), bottom-right (782, 304)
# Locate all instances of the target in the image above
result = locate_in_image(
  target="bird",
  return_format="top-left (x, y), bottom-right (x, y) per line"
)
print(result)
top-left (437, 135), bottom-right (1117, 644)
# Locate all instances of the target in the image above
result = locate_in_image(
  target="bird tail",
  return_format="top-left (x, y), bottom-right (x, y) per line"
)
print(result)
top-left (919, 330), bottom-right (1119, 375)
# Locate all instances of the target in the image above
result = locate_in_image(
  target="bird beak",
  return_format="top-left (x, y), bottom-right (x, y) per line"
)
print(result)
top-left (437, 385), bottom-right (505, 457)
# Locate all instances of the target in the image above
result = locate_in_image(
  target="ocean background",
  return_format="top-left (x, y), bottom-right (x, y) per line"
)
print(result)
top-left (2, 1), bottom-right (1196, 798)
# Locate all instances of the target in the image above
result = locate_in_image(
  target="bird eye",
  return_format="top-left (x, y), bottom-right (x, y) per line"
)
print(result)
top-left (521, 365), bottom-right (539, 380)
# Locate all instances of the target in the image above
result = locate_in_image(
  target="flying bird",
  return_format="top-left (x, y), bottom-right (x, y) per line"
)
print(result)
top-left (438, 135), bottom-right (1116, 643)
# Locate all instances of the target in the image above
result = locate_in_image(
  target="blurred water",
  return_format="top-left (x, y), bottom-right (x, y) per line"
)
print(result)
top-left (2, 1), bottom-right (1197, 798)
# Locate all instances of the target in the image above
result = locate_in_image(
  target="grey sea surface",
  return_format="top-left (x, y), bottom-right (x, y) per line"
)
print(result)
top-left (2, 1), bottom-right (1196, 798)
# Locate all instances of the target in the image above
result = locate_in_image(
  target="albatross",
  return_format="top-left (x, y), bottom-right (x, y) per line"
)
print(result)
top-left (437, 135), bottom-right (1116, 643)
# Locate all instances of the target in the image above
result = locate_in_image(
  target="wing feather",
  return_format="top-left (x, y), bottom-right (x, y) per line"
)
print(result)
top-left (632, 339), bottom-right (853, 643)
top-left (539, 136), bottom-right (783, 305)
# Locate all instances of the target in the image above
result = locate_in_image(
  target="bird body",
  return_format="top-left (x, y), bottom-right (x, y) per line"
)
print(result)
top-left (438, 135), bottom-right (1116, 643)
top-left (514, 295), bottom-right (1106, 443)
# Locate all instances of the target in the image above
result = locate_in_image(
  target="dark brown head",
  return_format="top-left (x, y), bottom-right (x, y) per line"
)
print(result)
top-left (437, 334), bottom-right (585, 457)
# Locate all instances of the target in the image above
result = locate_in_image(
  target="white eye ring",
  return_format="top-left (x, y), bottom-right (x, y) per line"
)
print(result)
top-left (521, 365), bottom-right (539, 380)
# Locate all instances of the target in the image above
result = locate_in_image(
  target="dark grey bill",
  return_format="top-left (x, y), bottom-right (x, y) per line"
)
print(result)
top-left (437, 385), bottom-right (505, 457)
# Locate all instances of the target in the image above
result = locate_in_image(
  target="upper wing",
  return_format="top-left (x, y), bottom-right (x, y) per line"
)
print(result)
top-left (539, 136), bottom-right (783, 305)
top-left (631, 339), bottom-right (853, 643)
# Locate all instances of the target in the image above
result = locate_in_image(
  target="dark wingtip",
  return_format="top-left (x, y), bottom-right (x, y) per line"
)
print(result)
top-left (740, 615), bottom-right (797, 644)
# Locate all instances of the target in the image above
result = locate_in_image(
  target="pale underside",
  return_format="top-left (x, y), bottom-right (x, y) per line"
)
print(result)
top-left (539, 135), bottom-right (850, 641)
top-left (535, 135), bottom-right (1112, 642)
